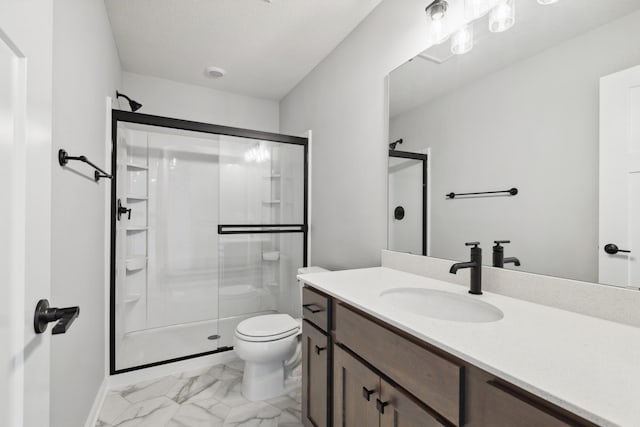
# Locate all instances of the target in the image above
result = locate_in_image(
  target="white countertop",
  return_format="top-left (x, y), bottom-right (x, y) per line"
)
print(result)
top-left (298, 267), bottom-right (640, 427)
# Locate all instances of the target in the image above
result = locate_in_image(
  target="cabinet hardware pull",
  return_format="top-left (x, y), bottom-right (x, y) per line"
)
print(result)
top-left (362, 387), bottom-right (375, 401)
top-left (303, 303), bottom-right (324, 314)
top-left (376, 399), bottom-right (390, 414)
top-left (314, 345), bottom-right (326, 355)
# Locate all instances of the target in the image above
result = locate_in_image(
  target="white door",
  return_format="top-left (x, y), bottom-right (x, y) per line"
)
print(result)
top-left (0, 3), bottom-right (52, 426)
top-left (599, 65), bottom-right (640, 289)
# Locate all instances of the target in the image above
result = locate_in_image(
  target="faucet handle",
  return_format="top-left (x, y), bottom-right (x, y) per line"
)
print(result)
top-left (465, 241), bottom-right (480, 248)
top-left (493, 240), bottom-right (511, 247)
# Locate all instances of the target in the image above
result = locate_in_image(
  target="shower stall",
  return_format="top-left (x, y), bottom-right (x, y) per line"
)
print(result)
top-left (388, 150), bottom-right (427, 256)
top-left (110, 111), bottom-right (308, 374)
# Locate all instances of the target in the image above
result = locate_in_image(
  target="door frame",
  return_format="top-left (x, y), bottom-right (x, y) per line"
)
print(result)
top-left (388, 150), bottom-right (428, 256)
top-left (109, 110), bottom-right (309, 374)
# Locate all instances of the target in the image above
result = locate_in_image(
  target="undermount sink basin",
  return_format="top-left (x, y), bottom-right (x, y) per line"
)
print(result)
top-left (379, 288), bottom-right (504, 323)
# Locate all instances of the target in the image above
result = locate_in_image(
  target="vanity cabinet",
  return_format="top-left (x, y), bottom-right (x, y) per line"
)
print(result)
top-left (301, 287), bottom-right (332, 427)
top-left (334, 345), bottom-right (445, 427)
top-left (301, 285), bottom-right (601, 427)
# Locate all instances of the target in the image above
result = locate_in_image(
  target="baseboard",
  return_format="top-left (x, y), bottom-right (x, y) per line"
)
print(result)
top-left (83, 377), bottom-right (108, 427)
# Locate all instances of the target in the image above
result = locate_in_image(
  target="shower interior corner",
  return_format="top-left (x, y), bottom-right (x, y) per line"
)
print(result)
top-left (112, 118), bottom-right (306, 372)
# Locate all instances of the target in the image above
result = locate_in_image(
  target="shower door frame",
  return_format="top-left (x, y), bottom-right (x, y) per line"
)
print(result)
top-left (388, 150), bottom-right (428, 256)
top-left (109, 110), bottom-right (309, 375)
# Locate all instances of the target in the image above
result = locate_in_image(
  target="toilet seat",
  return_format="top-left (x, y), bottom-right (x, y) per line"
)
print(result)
top-left (235, 314), bottom-right (300, 343)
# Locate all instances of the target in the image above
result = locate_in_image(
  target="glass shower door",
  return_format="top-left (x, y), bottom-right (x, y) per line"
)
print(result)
top-left (217, 136), bottom-right (306, 347)
top-left (112, 123), bottom-right (222, 372)
top-left (111, 112), bottom-right (308, 373)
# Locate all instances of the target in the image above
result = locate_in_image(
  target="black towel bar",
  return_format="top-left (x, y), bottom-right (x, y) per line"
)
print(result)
top-left (446, 188), bottom-right (518, 199)
top-left (58, 149), bottom-right (112, 182)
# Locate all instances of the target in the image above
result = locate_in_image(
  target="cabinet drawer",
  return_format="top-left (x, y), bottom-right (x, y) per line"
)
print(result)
top-left (302, 321), bottom-right (329, 427)
top-left (484, 381), bottom-right (577, 427)
top-left (335, 303), bottom-right (463, 426)
top-left (302, 286), bottom-right (330, 332)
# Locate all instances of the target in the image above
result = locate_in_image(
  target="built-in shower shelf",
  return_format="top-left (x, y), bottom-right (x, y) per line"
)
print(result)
top-left (263, 174), bottom-right (281, 179)
top-left (127, 163), bottom-right (148, 170)
top-left (123, 293), bottom-right (141, 304)
top-left (127, 195), bottom-right (148, 201)
top-left (126, 226), bottom-right (148, 232)
top-left (126, 257), bottom-right (147, 271)
top-left (262, 200), bottom-right (281, 204)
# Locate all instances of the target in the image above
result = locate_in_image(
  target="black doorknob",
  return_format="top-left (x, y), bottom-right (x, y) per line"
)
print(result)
top-left (34, 299), bottom-right (80, 334)
top-left (604, 243), bottom-right (631, 255)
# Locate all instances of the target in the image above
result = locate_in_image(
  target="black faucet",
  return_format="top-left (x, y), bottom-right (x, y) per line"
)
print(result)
top-left (450, 242), bottom-right (483, 295)
top-left (492, 240), bottom-right (521, 268)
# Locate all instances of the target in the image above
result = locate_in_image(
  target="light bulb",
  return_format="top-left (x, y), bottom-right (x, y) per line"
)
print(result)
top-left (427, 0), bottom-right (450, 44)
top-left (451, 24), bottom-right (474, 55)
top-left (431, 18), bottom-right (450, 44)
top-left (537, 0), bottom-right (559, 4)
top-left (464, 0), bottom-right (490, 19)
top-left (489, 0), bottom-right (515, 33)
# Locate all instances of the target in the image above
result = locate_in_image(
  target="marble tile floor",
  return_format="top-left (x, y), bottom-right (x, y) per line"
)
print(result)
top-left (96, 359), bottom-right (303, 427)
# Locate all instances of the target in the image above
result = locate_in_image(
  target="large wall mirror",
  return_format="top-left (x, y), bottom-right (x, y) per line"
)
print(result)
top-left (387, 0), bottom-right (640, 289)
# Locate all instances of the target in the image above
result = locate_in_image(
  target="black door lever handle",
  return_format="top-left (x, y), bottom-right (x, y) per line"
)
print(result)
top-left (604, 243), bottom-right (631, 255)
top-left (34, 299), bottom-right (80, 335)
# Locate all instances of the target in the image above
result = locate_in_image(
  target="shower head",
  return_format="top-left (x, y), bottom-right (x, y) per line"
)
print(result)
top-left (389, 138), bottom-right (403, 150)
top-left (116, 91), bottom-right (143, 112)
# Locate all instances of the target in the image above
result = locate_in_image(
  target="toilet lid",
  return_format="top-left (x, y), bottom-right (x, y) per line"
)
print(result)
top-left (236, 314), bottom-right (300, 341)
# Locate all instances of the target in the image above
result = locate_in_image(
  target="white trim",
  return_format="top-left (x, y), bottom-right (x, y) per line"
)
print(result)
top-left (83, 377), bottom-right (108, 427)
top-left (104, 97), bottom-right (112, 377)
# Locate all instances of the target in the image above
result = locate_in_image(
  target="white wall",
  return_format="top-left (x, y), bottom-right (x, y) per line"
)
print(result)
top-left (280, 0), bottom-right (433, 270)
top-left (390, 11), bottom-right (640, 283)
top-left (122, 72), bottom-right (280, 133)
top-left (51, 1), bottom-right (121, 426)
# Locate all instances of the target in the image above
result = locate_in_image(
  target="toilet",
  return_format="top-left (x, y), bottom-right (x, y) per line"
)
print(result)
top-left (233, 266), bottom-right (328, 401)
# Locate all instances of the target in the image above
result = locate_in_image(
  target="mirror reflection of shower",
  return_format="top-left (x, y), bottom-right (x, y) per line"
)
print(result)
top-left (387, 150), bottom-right (428, 256)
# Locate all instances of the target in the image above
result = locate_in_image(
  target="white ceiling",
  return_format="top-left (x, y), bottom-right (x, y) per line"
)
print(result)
top-left (105, 0), bottom-right (383, 100)
top-left (390, 0), bottom-right (640, 118)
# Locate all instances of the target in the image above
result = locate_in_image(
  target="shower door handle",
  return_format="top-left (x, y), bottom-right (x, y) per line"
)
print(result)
top-left (117, 199), bottom-right (131, 221)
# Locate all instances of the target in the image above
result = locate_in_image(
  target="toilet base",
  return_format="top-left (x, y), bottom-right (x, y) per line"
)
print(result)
top-left (242, 360), bottom-right (292, 401)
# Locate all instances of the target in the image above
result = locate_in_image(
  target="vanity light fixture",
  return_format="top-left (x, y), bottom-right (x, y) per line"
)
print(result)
top-left (451, 23), bottom-right (474, 55)
top-left (489, 0), bottom-right (516, 33)
top-left (426, 0), bottom-right (451, 44)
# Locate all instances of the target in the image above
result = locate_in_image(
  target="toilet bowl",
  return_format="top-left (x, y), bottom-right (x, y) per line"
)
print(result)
top-left (234, 266), bottom-right (329, 401)
top-left (233, 314), bottom-right (301, 401)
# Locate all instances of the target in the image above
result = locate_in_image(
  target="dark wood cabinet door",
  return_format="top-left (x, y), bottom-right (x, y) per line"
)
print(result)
top-left (302, 320), bottom-right (329, 427)
top-left (333, 345), bottom-right (380, 427)
top-left (483, 382), bottom-right (575, 427)
top-left (379, 380), bottom-right (445, 427)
